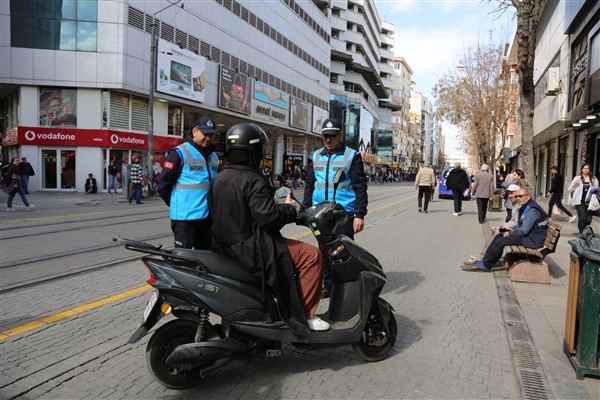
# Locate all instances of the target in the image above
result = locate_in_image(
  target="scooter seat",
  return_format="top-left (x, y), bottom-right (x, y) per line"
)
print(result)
top-left (170, 249), bottom-right (259, 283)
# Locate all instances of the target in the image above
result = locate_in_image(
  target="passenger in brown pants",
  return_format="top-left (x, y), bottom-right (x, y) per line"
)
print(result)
top-left (285, 238), bottom-right (323, 319)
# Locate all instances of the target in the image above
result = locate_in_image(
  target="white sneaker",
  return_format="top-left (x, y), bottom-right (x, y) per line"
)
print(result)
top-left (453, 212), bottom-right (459, 216)
top-left (307, 316), bottom-right (330, 331)
top-left (458, 212), bottom-right (462, 215)
top-left (569, 216), bottom-right (577, 223)
top-left (6, 207), bottom-right (16, 212)
top-left (26, 204), bottom-right (35, 210)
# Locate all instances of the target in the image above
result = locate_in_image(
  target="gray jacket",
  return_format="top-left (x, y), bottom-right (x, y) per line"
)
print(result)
top-left (472, 171), bottom-right (495, 199)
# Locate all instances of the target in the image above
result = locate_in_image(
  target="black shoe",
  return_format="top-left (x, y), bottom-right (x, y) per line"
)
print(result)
top-left (418, 208), bottom-right (422, 213)
top-left (321, 288), bottom-right (331, 299)
top-left (423, 210), bottom-right (428, 213)
top-left (128, 198), bottom-right (132, 204)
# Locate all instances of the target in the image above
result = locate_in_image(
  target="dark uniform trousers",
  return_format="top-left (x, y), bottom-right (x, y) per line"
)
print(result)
top-left (171, 218), bottom-right (212, 249)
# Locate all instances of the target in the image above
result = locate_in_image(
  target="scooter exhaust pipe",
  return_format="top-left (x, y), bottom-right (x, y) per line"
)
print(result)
top-left (165, 337), bottom-right (248, 370)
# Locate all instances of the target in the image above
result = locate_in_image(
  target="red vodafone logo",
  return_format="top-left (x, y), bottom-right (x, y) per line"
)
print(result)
top-left (25, 130), bottom-right (36, 141)
top-left (111, 134), bottom-right (119, 144)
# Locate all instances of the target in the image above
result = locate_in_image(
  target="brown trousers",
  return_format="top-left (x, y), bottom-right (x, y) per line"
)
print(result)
top-left (284, 238), bottom-right (323, 318)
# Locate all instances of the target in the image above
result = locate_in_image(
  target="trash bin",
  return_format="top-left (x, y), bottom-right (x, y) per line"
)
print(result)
top-left (488, 189), bottom-right (503, 212)
top-left (564, 239), bottom-right (600, 379)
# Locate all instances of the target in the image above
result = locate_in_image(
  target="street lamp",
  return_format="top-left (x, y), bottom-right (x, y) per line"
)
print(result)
top-left (148, 0), bottom-right (183, 184)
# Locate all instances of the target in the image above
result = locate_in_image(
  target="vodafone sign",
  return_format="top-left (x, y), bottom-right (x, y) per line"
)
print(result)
top-left (16, 127), bottom-right (183, 151)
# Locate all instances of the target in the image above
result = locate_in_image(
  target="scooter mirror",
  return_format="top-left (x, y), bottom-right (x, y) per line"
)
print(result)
top-left (332, 169), bottom-right (346, 202)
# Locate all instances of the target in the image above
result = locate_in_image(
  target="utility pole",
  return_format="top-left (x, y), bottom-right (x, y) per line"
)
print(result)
top-left (147, 0), bottom-right (183, 184)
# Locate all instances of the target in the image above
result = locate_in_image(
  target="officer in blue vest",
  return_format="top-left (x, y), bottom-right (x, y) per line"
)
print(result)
top-left (302, 118), bottom-right (368, 298)
top-left (157, 117), bottom-right (218, 249)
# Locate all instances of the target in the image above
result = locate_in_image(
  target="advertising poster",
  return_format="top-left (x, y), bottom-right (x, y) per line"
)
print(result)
top-left (252, 81), bottom-right (289, 125)
top-left (156, 38), bottom-right (207, 103)
top-left (290, 96), bottom-right (310, 131)
top-left (219, 65), bottom-right (252, 115)
top-left (312, 106), bottom-right (328, 134)
top-left (39, 88), bottom-right (78, 127)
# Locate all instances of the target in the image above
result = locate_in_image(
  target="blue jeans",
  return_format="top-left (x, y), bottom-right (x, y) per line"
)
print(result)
top-left (452, 190), bottom-right (463, 213)
top-left (7, 185), bottom-right (30, 208)
top-left (108, 174), bottom-right (118, 193)
top-left (129, 183), bottom-right (142, 204)
top-left (22, 174), bottom-right (30, 193)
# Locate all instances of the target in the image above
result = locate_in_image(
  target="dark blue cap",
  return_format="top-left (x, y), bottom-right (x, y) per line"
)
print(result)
top-left (321, 118), bottom-right (342, 135)
top-left (193, 117), bottom-right (216, 134)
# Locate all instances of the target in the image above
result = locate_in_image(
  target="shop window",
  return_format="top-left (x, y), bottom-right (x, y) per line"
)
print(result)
top-left (168, 106), bottom-right (182, 136)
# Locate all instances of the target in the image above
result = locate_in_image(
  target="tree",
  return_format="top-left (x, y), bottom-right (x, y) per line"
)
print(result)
top-left (433, 42), bottom-right (516, 171)
top-left (492, 0), bottom-right (548, 187)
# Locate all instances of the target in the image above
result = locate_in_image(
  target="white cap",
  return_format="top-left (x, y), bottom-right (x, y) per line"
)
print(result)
top-left (507, 184), bottom-right (520, 191)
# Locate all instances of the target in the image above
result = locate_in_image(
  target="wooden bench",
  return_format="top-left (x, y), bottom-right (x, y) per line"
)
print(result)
top-left (503, 222), bottom-right (562, 284)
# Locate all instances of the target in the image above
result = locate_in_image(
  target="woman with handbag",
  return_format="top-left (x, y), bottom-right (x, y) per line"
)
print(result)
top-left (568, 163), bottom-right (599, 233)
top-left (5, 157), bottom-right (34, 212)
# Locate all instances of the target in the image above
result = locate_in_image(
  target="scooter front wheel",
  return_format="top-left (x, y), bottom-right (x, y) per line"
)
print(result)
top-left (352, 300), bottom-right (397, 362)
top-left (146, 319), bottom-right (206, 389)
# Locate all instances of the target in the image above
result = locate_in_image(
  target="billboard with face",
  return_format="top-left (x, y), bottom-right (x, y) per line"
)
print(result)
top-left (219, 65), bottom-right (253, 115)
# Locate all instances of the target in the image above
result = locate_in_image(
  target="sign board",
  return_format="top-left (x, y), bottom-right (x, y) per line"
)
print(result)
top-left (156, 39), bottom-right (207, 103)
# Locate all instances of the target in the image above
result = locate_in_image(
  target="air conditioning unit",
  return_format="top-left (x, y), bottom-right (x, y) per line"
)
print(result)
top-left (545, 67), bottom-right (560, 96)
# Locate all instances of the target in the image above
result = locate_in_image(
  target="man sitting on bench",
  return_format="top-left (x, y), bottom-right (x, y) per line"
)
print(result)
top-left (463, 187), bottom-right (548, 272)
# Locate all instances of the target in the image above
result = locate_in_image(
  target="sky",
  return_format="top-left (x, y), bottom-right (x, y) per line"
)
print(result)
top-left (374, 0), bottom-right (517, 153)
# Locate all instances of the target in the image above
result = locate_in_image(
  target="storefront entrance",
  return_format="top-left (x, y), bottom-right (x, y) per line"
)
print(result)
top-left (42, 149), bottom-right (76, 190)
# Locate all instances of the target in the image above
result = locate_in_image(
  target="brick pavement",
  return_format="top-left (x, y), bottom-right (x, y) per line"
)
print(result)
top-left (0, 186), bottom-right (597, 398)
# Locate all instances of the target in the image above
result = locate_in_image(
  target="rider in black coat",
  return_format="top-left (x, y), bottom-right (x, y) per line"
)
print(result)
top-left (208, 124), bottom-right (327, 341)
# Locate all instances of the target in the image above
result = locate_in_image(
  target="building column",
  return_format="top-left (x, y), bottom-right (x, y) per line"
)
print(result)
top-left (273, 133), bottom-right (284, 174)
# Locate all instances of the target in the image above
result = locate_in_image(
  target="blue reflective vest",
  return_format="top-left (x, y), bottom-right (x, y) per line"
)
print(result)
top-left (170, 142), bottom-right (218, 220)
top-left (311, 146), bottom-right (356, 212)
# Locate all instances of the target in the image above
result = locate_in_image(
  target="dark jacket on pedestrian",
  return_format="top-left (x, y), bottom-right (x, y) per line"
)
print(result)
top-left (208, 163), bottom-right (310, 341)
top-left (19, 162), bottom-right (35, 176)
top-left (548, 172), bottom-right (565, 196)
top-left (445, 167), bottom-right (470, 192)
top-left (6, 164), bottom-right (22, 187)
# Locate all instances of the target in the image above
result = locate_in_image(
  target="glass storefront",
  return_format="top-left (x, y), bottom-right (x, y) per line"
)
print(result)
top-left (41, 148), bottom-right (76, 190)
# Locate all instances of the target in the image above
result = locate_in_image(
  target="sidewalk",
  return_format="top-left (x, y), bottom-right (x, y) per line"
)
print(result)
top-left (1, 188), bottom-right (598, 397)
top-left (485, 198), bottom-right (599, 398)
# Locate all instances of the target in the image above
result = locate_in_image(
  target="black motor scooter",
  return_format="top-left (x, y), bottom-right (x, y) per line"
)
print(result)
top-left (116, 170), bottom-right (396, 389)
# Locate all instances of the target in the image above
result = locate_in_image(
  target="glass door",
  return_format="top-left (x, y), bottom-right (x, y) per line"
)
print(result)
top-left (41, 149), bottom-right (76, 190)
top-left (42, 149), bottom-right (58, 189)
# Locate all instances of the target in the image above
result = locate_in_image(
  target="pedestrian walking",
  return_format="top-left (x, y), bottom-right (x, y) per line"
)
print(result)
top-left (568, 163), bottom-right (599, 233)
top-left (157, 117), bottom-right (218, 249)
top-left (19, 157), bottom-right (35, 194)
top-left (414, 162), bottom-right (435, 213)
top-left (5, 157), bottom-right (35, 212)
top-left (302, 118), bottom-right (368, 299)
top-left (472, 164), bottom-right (495, 223)
top-left (107, 159), bottom-right (119, 194)
top-left (547, 166), bottom-right (576, 223)
top-left (445, 162), bottom-right (470, 215)
top-left (128, 156), bottom-right (143, 205)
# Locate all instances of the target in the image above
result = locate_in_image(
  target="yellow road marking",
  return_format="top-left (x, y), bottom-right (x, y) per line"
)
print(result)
top-left (0, 194), bottom-right (416, 340)
top-left (0, 285), bottom-right (151, 341)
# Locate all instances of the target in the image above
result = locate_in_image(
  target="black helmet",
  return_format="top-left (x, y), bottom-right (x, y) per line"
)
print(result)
top-left (226, 123), bottom-right (268, 156)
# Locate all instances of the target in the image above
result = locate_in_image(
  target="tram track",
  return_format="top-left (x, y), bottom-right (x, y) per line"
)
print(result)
top-left (1, 184), bottom-right (418, 294)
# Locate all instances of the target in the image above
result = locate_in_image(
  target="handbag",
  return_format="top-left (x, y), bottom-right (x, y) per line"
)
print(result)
top-left (588, 194), bottom-right (600, 211)
top-left (3, 184), bottom-right (16, 194)
top-left (552, 204), bottom-right (563, 215)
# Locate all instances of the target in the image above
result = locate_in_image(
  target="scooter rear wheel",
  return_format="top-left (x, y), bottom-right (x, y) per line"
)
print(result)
top-left (352, 301), bottom-right (397, 362)
top-left (146, 319), bottom-right (205, 389)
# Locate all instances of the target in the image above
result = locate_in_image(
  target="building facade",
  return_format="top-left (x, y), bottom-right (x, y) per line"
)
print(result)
top-left (510, 0), bottom-right (600, 200)
top-left (1, 0), bottom-right (334, 192)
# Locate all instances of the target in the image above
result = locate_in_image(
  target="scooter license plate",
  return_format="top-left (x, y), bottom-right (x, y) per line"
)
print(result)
top-left (143, 291), bottom-right (159, 322)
